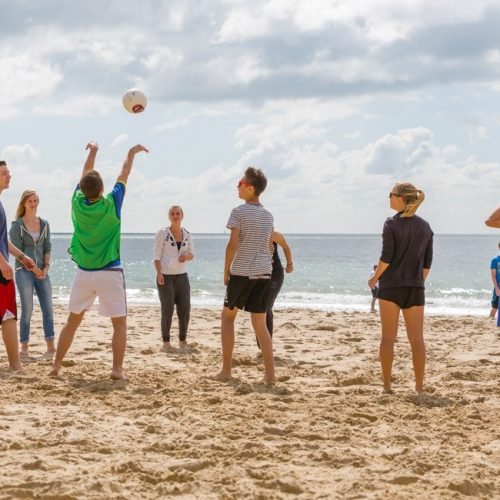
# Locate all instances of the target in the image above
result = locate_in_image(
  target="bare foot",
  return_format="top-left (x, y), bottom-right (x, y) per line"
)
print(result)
top-left (264, 377), bottom-right (276, 385)
top-left (161, 342), bottom-right (172, 352)
top-left (415, 385), bottom-right (424, 395)
top-left (179, 340), bottom-right (187, 349)
top-left (214, 371), bottom-right (232, 381)
top-left (49, 364), bottom-right (61, 377)
top-left (110, 369), bottom-right (128, 381)
top-left (9, 363), bottom-right (23, 372)
top-left (383, 387), bottom-right (394, 394)
top-left (46, 340), bottom-right (56, 353)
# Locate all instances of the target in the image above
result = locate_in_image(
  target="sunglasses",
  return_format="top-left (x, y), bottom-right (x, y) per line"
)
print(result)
top-left (389, 192), bottom-right (401, 198)
top-left (237, 180), bottom-right (252, 188)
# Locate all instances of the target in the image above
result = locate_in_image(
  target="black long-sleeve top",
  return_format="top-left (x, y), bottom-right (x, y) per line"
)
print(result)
top-left (379, 213), bottom-right (433, 289)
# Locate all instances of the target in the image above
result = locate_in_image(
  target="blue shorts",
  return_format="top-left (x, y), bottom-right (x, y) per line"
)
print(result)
top-left (491, 289), bottom-right (499, 309)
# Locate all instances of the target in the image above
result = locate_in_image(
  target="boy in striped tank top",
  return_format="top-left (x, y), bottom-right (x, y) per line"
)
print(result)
top-left (215, 167), bottom-right (276, 384)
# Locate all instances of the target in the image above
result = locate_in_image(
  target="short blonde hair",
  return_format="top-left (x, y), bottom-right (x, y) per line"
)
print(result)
top-left (392, 183), bottom-right (425, 218)
top-left (15, 190), bottom-right (38, 219)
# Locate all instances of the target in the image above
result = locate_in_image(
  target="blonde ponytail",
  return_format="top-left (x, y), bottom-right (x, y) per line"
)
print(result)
top-left (392, 183), bottom-right (425, 218)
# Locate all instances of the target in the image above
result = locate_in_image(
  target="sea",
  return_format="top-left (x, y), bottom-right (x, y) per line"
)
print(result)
top-left (29, 233), bottom-right (499, 316)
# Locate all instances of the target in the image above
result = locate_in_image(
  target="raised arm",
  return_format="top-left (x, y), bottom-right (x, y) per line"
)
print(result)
top-left (81, 142), bottom-right (99, 179)
top-left (273, 231), bottom-right (293, 273)
top-left (116, 144), bottom-right (149, 185)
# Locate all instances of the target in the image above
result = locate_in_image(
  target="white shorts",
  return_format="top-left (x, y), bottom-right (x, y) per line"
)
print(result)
top-left (69, 268), bottom-right (127, 317)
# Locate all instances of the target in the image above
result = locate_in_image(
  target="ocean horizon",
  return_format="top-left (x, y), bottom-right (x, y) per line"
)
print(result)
top-left (12, 232), bottom-right (497, 317)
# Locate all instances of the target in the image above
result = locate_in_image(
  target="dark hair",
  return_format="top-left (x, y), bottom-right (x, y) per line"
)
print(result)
top-left (244, 167), bottom-right (267, 196)
top-left (0, 161), bottom-right (6, 167)
top-left (80, 171), bottom-right (104, 199)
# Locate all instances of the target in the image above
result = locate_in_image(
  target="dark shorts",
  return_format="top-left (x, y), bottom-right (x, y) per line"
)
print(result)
top-left (491, 289), bottom-right (499, 309)
top-left (0, 271), bottom-right (17, 324)
top-left (371, 287), bottom-right (379, 298)
top-left (377, 287), bottom-right (425, 309)
top-left (224, 275), bottom-right (272, 313)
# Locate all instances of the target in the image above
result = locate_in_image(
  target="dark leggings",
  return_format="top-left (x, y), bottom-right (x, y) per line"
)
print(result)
top-left (256, 271), bottom-right (284, 347)
top-left (157, 273), bottom-right (191, 342)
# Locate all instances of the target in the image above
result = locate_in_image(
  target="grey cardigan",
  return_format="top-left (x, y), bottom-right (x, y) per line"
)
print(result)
top-left (9, 217), bottom-right (52, 271)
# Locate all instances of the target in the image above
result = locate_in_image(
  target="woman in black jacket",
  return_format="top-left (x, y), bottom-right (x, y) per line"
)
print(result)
top-left (368, 183), bottom-right (433, 394)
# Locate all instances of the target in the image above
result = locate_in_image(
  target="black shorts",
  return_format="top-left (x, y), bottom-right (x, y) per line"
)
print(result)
top-left (371, 287), bottom-right (378, 298)
top-left (224, 275), bottom-right (272, 313)
top-left (377, 287), bottom-right (425, 309)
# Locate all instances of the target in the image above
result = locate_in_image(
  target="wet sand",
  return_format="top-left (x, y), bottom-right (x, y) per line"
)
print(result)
top-left (0, 305), bottom-right (499, 499)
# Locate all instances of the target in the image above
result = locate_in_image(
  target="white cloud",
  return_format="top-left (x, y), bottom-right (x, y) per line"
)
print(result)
top-left (33, 94), bottom-right (117, 117)
top-left (1, 144), bottom-right (39, 165)
top-left (110, 134), bottom-right (129, 148)
top-left (0, 53), bottom-right (62, 108)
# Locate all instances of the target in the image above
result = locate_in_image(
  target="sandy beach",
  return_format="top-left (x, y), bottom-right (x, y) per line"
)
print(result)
top-left (0, 305), bottom-right (499, 499)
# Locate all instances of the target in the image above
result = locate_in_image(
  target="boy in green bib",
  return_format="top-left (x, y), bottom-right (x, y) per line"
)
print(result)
top-left (50, 142), bottom-right (148, 379)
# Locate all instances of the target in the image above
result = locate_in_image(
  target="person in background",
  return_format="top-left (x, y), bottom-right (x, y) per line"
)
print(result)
top-left (369, 264), bottom-right (379, 313)
top-left (153, 205), bottom-right (194, 350)
top-left (9, 190), bottom-right (55, 356)
top-left (488, 243), bottom-right (500, 319)
top-left (256, 231), bottom-right (293, 349)
top-left (368, 183), bottom-right (433, 395)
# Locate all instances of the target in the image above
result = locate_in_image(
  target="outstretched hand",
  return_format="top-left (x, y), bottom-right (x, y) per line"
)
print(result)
top-left (128, 144), bottom-right (149, 155)
top-left (85, 142), bottom-right (99, 152)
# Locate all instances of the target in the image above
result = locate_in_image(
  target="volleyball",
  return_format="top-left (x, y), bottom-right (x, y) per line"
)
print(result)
top-left (122, 88), bottom-right (147, 113)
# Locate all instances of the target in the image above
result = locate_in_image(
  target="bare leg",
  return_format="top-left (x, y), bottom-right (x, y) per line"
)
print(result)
top-left (371, 296), bottom-right (377, 313)
top-left (2, 319), bottom-right (22, 371)
top-left (46, 339), bottom-right (55, 354)
top-left (49, 312), bottom-right (84, 376)
top-left (489, 307), bottom-right (497, 318)
top-left (20, 342), bottom-right (29, 355)
top-left (215, 306), bottom-right (238, 381)
top-left (402, 306), bottom-right (426, 394)
top-left (111, 316), bottom-right (127, 380)
top-left (251, 312), bottom-right (276, 384)
top-left (379, 299), bottom-right (400, 393)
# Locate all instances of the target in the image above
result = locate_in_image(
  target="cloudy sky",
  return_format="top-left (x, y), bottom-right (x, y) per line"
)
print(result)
top-left (1, 0), bottom-right (500, 233)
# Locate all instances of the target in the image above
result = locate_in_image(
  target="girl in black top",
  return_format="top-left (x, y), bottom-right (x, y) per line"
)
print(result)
top-left (255, 231), bottom-right (293, 350)
top-left (368, 183), bottom-right (433, 394)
